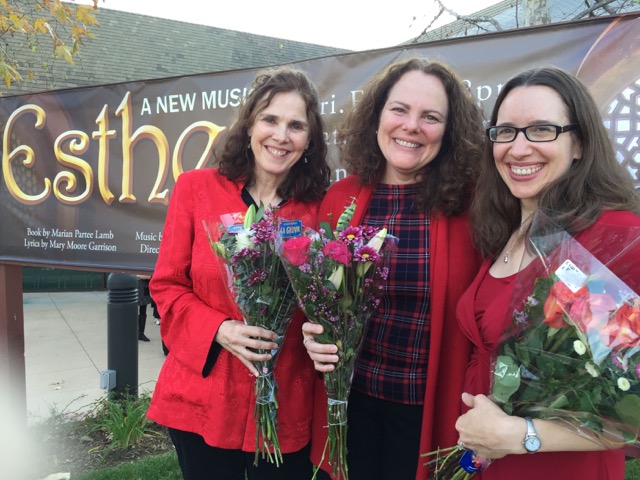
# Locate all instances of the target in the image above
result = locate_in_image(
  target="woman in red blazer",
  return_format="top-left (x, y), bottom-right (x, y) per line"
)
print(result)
top-left (148, 66), bottom-right (331, 480)
top-left (455, 67), bottom-right (640, 480)
top-left (302, 57), bottom-right (485, 480)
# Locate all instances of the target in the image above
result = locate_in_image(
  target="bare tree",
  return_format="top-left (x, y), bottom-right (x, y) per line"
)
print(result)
top-left (412, 0), bottom-right (638, 42)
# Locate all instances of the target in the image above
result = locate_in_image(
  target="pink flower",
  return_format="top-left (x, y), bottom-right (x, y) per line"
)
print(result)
top-left (339, 226), bottom-right (363, 244)
top-left (281, 236), bottom-right (312, 267)
top-left (322, 240), bottom-right (352, 265)
top-left (354, 246), bottom-right (380, 263)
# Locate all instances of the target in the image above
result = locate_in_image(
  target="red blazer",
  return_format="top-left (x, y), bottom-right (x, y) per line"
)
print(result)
top-left (148, 168), bottom-right (319, 452)
top-left (456, 210), bottom-right (640, 480)
top-left (310, 175), bottom-right (481, 479)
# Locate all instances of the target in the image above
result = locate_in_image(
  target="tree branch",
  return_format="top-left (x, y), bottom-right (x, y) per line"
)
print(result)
top-left (436, 0), bottom-right (504, 31)
top-left (571, 0), bottom-right (628, 20)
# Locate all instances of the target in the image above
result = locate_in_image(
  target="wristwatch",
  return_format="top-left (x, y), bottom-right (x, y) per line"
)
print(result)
top-left (522, 417), bottom-right (541, 453)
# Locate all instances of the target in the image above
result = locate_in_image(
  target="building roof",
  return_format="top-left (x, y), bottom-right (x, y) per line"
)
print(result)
top-left (5, 7), bottom-right (350, 95)
top-left (412, 0), bottom-right (639, 43)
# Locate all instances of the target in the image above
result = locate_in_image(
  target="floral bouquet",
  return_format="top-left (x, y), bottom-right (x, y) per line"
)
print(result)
top-left (276, 201), bottom-right (398, 480)
top-left (423, 210), bottom-right (640, 478)
top-left (203, 203), bottom-right (298, 467)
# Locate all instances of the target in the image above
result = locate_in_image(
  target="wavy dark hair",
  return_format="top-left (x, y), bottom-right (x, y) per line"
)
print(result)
top-left (471, 66), bottom-right (640, 259)
top-left (217, 66), bottom-right (330, 202)
top-left (337, 57), bottom-right (484, 216)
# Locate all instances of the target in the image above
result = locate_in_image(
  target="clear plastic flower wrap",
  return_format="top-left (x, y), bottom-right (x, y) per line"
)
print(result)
top-left (275, 201), bottom-right (398, 480)
top-left (203, 203), bottom-right (297, 467)
top-left (423, 209), bottom-right (640, 478)
top-left (493, 209), bottom-right (640, 453)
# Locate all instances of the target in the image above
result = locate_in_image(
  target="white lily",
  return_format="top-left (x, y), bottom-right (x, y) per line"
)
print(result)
top-left (328, 265), bottom-right (344, 289)
top-left (243, 204), bottom-right (256, 230)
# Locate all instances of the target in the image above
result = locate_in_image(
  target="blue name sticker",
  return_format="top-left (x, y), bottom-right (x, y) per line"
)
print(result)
top-left (227, 224), bottom-right (244, 234)
top-left (279, 220), bottom-right (303, 238)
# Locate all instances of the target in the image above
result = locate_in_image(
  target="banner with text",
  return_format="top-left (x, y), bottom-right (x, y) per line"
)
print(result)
top-left (1, 14), bottom-right (638, 271)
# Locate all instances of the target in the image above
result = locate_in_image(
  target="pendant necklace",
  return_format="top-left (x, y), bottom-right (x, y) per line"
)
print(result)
top-left (502, 218), bottom-right (532, 264)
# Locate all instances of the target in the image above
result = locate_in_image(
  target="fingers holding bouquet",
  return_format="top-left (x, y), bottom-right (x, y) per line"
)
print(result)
top-left (216, 319), bottom-right (278, 376)
top-left (455, 393), bottom-right (524, 460)
top-left (302, 321), bottom-right (338, 372)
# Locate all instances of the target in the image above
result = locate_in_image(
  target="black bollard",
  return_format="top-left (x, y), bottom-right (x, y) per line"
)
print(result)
top-left (107, 273), bottom-right (138, 398)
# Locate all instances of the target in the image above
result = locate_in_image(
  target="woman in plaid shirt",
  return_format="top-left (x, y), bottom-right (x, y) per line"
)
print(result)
top-left (303, 57), bottom-right (485, 480)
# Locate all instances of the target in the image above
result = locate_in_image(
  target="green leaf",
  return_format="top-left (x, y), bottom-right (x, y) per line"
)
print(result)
top-left (336, 200), bottom-right (356, 232)
top-left (614, 395), bottom-right (640, 427)
top-left (318, 221), bottom-right (335, 240)
top-left (492, 355), bottom-right (521, 404)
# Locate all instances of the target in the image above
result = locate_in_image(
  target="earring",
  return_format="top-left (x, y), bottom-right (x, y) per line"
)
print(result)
top-left (247, 137), bottom-right (251, 150)
top-left (304, 157), bottom-right (308, 164)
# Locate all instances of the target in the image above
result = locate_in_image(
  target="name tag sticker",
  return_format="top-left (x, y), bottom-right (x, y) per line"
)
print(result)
top-left (279, 220), bottom-right (303, 238)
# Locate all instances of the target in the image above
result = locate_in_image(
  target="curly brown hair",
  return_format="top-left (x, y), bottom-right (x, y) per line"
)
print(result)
top-left (217, 65), bottom-right (330, 202)
top-left (337, 57), bottom-right (485, 216)
top-left (471, 66), bottom-right (640, 259)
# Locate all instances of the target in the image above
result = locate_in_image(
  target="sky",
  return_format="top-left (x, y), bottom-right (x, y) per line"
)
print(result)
top-left (83, 0), bottom-right (500, 51)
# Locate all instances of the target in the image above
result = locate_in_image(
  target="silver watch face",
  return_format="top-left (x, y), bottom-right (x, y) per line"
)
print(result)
top-left (524, 435), bottom-right (541, 452)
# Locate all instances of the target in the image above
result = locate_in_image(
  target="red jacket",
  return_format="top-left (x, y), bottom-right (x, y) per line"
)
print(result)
top-left (310, 175), bottom-right (481, 479)
top-left (148, 168), bottom-right (319, 452)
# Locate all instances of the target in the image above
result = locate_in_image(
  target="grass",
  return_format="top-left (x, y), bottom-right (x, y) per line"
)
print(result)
top-left (73, 451), bottom-right (181, 480)
top-left (67, 451), bottom-right (640, 480)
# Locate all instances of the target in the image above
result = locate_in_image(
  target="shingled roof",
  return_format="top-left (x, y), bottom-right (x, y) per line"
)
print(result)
top-left (4, 7), bottom-right (350, 96)
top-left (411, 0), bottom-right (639, 43)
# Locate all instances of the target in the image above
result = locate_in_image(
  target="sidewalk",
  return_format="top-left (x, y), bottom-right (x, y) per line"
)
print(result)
top-left (23, 290), bottom-right (166, 423)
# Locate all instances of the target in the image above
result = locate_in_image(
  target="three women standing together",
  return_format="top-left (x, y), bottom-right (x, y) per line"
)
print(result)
top-left (148, 58), bottom-right (639, 480)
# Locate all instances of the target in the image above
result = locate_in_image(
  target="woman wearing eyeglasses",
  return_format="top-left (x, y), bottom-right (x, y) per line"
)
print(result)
top-left (454, 67), bottom-right (640, 479)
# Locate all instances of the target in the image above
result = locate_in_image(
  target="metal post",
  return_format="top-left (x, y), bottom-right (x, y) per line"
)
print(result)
top-left (107, 273), bottom-right (138, 397)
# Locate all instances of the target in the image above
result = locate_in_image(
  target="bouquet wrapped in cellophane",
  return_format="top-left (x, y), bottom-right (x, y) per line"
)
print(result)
top-left (423, 209), bottom-right (640, 479)
top-left (203, 203), bottom-right (298, 467)
top-left (276, 201), bottom-right (398, 480)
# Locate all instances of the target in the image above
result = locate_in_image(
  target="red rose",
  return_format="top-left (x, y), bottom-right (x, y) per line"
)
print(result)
top-left (322, 240), bottom-right (352, 265)
top-left (543, 282), bottom-right (588, 329)
top-left (281, 236), bottom-right (312, 267)
top-left (608, 301), bottom-right (640, 348)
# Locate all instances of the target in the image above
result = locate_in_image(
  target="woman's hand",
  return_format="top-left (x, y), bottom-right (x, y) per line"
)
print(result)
top-left (455, 393), bottom-right (526, 459)
top-left (302, 322), bottom-right (339, 372)
top-left (215, 320), bottom-right (278, 377)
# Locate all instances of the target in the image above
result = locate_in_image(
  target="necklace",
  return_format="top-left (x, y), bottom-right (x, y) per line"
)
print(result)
top-left (502, 218), bottom-right (532, 264)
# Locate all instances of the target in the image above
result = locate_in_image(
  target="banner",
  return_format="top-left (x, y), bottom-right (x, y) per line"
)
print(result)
top-left (1, 14), bottom-right (639, 271)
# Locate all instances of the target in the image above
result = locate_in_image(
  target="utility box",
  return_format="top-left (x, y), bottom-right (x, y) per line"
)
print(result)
top-left (100, 369), bottom-right (116, 390)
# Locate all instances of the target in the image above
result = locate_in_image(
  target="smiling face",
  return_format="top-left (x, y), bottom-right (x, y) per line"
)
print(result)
top-left (493, 85), bottom-right (583, 215)
top-left (248, 91), bottom-right (309, 186)
top-left (377, 70), bottom-right (448, 184)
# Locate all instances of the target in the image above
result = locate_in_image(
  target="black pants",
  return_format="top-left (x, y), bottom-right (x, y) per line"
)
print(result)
top-left (346, 389), bottom-right (423, 480)
top-left (168, 428), bottom-right (317, 480)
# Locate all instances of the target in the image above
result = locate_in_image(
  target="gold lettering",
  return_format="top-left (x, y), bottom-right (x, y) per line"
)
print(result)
top-left (2, 104), bottom-right (50, 204)
top-left (92, 105), bottom-right (117, 205)
top-left (172, 121), bottom-right (225, 181)
top-left (53, 131), bottom-right (93, 205)
top-left (116, 92), bottom-right (170, 205)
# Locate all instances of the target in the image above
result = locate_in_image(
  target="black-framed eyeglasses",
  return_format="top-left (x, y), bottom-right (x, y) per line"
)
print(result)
top-left (486, 124), bottom-right (578, 143)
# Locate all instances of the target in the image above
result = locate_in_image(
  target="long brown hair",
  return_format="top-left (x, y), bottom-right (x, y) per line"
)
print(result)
top-left (471, 66), bottom-right (640, 259)
top-left (217, 66), bottom-right (330, 202)
top-left (337, 57), bottom-right (485, 216)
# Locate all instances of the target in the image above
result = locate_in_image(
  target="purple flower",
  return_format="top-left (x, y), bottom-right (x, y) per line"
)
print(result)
top-left (339, 226), bottom-right (363, 244)
top-left (636, 363), bottom-right (640, 379)
top-left (514, 310), bottom-right (528, 324)
top-left (248, 269), bottom-right (268, 286)
top-left (252, 219), bottom-right (276, 243)
top-left (231, 248), bottom-right (260, 264)
top-left (354, 246), bottom-right (380, 263)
